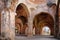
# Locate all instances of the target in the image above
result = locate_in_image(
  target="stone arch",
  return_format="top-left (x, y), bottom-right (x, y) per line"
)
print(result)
top-left (33, 12), bottom-right (54, 35)
top-left (15, 3), bottom-right (29, 35)
top-left (18, 16), bottom-right (28, 25)
top-left (15, 3), bottom-right (29, 16)
top-left (16, 3), bottom-right (29, 17)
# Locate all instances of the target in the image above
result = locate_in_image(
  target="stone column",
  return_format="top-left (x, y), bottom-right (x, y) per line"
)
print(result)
top-left (9, 10), bottom-right (15, 40)
top-left (1, 8), bottom-right (15, 40)
top-left (27, 16), bottom-right (33, 37)
top-left (58, 16), bottom-right (60, 38)
top-left (59, 6), bottom-right (60, 38)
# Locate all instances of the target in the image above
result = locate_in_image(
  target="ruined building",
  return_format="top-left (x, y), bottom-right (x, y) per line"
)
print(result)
top-left (0, 0), bottom-right (60, 40)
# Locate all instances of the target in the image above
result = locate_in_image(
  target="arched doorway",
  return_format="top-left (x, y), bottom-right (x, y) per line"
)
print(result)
top-left (33, 12), bottom-right (54, 36)
top-left (41, 26), bottom-right (51, 35)
top-left (15, 3), bottom-right (29, 36)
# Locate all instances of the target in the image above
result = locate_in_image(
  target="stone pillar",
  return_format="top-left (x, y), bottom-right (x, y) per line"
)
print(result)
top-left (1, 8), bottom-right (15, 40)
top-left (9, 10), bottom-right (15, 40)
top-left (58, 16), bottom-right (60, 38)
top-left (27, 16), bottom-right (33, 37)
top-left (58, 6), bottom-right (60, 38)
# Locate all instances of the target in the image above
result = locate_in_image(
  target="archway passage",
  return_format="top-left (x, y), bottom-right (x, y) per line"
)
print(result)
top-left (15, 3), bottom-right (29, 35)
top-left (41, 26), bottom-right (51, 35)
top-left (33, 12), bottom-right (54, 36)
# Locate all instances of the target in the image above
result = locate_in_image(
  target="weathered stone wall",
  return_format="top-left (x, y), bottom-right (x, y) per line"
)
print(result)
top-left (0, 0), bottom-right (4, 35)
top-left (0, 0), bottom-right (59, 39)
top-left (0, 0), bottom-right (17, 40)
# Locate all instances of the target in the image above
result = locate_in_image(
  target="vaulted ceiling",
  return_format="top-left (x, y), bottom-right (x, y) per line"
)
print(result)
top-left (33, 12), bottom-right (54, 35)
